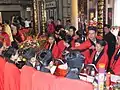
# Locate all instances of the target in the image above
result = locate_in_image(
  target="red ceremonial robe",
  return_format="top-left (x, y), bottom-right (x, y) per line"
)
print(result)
top-left (71, 36), bottom-right (76, 48)
top-left (52, 77), bottom-right (94, 90)
top-left (45, 43), bottom-right (59, 59)
top-left (72, 46), bottom-right (91, 64)
top-left (76, 37), bottom-right (108, 58)
top-left (86, 50), bottom-right (109, 70)
top-left (0, 56), bottom-right (6, 90)
top-left (57, 40), bottom-right (75, 58)
top-left (4, 62), bottom-right (20, 90)
top-left (47, 23), bottom-right (55, 34)
top-left (20, 65), bottom-right (36, 90)
top-left (110, 46), bottom-right (120, 75)
top-left (82, 49), bottom-right (91, 64)
top-left (19, 28), bottom-right (29, 42)
top-left (57, 40), bottom-right (65, 58)
top-left (32, 71), bottom-right (56, 90)
top-left (78, 39), bottom-right (92, 50)
top-left (78, 36), bottom-right (103, 50)
top-left (20, 28), bottom-right (29, 34)
top-left (76, 39), bottom-right (95, 60)
top-left (0, 32), bottom-right (11, 46)
top-left (18, 30), bottom-right (26, 42)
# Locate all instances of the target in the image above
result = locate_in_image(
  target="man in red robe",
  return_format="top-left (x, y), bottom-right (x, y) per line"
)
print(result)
top-left (19, 24), bottom-right (29, 40)
top-left (72, 26), bottom-right (108, 64)
top-left (110, 31), bottom-right (120, 75)
top-left (72, 38), bottom-right (91, 63)
top-left (86, 39), bottom-right (108, 70)
top-left (57, 35), bottom-right (73, 58)
top-left (0, 42), bottom-right (6, 90)
top-left (77, 26), bottom-right (103, 53)
top-left (4, 47), bottom-right (20, 90)
top-left (32, 71), bottom-right (56, 90)
top-left (20, 65), bottom-right (36, 90)
top-left (0, 23), bottom-right (10, 46)
top-left (45, 34), bottom-right (59, 59)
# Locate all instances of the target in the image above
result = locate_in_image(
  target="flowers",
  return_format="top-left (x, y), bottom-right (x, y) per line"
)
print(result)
top-left (19, 38), bottom-right (47, 50)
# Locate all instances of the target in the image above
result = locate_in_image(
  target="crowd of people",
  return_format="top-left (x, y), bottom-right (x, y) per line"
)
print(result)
top-left (0, 16), bottom-right (119, 89)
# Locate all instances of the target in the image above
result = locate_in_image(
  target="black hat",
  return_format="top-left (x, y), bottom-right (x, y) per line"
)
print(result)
top-left (36, 49), bottom-right (52, 66)
top-left (96, 39), bottom-right (106, 46)
top-left (57, 18), bottom-right (61, 22)
top-left (64, 35), bottom-right (73, 43)
top-left (75, 38), bottom-right (83, 44)
top-left (23, 48), bottom-right (36, 60)
top-left (3, 47), bottom-right (16, 59)
top-left (76, 30), bottom-right (82, 36)
top-left (59, 30), bottom-right (66, 40)
top-left (65, 50), bottom-right (85, 68)
top-left (66, 19), bottom-right (71, 23)
top-left (69, 26), bottom-right (76, 31)
top-left (11, 41), bottom-right (18, 49)
top-left (104, 24), bottom-right (111, 29)
top-left (88, 26), bottom-right (97, 32)
top-left (50, 17), bottom-right (54, 20)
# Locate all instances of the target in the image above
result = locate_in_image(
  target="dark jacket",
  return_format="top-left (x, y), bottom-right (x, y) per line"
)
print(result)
top-left (66, 68), bottom-right (80, 79)
top-left (104, 32), bottom-right (116, 60)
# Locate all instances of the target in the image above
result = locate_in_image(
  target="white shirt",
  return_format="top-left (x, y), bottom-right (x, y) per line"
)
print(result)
top-left (92, 39), bottom-right (97, 45)
top-left (25, 20), bottom-right (30, 28)
top-left (117, 49), bottom-right (120, 54)
top-left (94, 52), bottom-right (100, 61)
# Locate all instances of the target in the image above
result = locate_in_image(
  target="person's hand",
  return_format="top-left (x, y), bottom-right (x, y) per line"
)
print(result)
top-left (73, 36), bottom-right (79, 40)
top-left (89, 45), bottom-right (95, 50)
top-left (64, 42), bottom-right (70, 48)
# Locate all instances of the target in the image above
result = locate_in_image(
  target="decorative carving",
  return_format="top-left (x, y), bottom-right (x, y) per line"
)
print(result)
top-left (33, 0), bottom-right (38, 35)
top-left (41, 0), bottom-right (46, 34)
top-left (97, 0), bottom-right (105, 37)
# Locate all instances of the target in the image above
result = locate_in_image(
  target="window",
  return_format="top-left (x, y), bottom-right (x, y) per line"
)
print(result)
top-left (54, 9), bottom-right (57, 20)
top-left (67, 0), bottom-right (71, 4)
top-left (50, 9), bottom-right (53, 17)
top-left (108, 0), bottom-right (111, 4)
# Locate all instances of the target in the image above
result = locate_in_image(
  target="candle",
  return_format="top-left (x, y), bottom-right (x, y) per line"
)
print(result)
top-left (98, 63), bottom-right (105, 90)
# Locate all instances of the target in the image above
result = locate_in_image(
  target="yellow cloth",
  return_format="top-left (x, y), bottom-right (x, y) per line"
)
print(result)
top-left (4, 24), bottom-right (13, 42)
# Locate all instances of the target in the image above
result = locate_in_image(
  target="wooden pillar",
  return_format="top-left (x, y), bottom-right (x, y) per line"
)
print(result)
top-left (71, 0), bottom-right (78, 30)
top-left (87, 0), bottom-right (90, 22)
top-left (114, 0), bottom-right (120, 26)
top-left (41, 0), bottom-right (46, 34)
top-left (0, 12), bottom-right (2, 23)
top-left (33, 0), bottom-right (38, 35)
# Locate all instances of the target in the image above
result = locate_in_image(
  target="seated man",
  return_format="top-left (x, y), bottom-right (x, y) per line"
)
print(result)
top-left (45, 34), bottom-right (59, 59)
top-left (76, 26), bottom-right (102, 55)
top-left (86, 39), bottom-right (109, 70)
